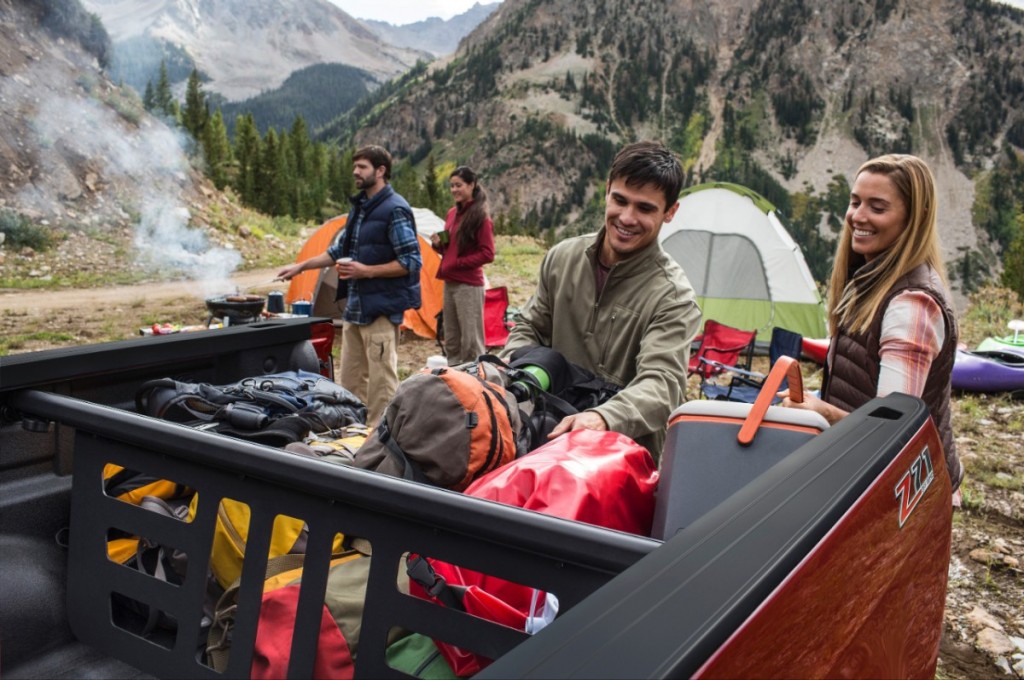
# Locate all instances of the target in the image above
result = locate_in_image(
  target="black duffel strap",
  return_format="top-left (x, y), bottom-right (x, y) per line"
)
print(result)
top-left (406, 555), bottom-right (466, 612)
top-left (377, 419), bottom-right (430, 484)
top-left (533, 389), bottom-right (578, 421)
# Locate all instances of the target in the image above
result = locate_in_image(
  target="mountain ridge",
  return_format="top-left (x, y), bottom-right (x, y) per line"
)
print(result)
top-left (360, 3), bottom-right (500, 57)
top-left (80, 0), bottom-right (430, 101)
top-left (334, 0), bottom-right (1023, 295)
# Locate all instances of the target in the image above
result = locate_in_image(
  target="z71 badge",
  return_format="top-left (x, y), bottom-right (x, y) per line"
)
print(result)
top-left (894, 447), bottom-right (935, 529)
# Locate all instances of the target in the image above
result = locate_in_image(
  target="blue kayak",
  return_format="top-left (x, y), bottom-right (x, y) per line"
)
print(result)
top-left (951, 349), bottom-right (1024, 394)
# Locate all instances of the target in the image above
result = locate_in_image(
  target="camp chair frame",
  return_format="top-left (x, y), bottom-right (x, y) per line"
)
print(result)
top-left (688, 320), bottom-right (757, 381)
top-left (700, 327), bottom-right (804, 403)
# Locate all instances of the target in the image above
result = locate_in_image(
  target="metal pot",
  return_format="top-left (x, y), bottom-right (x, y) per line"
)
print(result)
top-left (205, 294), bottom-right (265, 324)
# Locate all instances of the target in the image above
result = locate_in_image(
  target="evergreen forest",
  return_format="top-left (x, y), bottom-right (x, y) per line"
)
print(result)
top-left (144, 0), bottom-right (1024, 304)
top-left (143, 63), bottom-right (455, 224)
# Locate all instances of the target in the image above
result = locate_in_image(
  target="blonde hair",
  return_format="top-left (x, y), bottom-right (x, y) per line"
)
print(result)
top-left (828, 154), bottom-right (947, 335)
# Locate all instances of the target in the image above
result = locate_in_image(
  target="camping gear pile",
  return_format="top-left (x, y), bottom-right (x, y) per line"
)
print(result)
top-left (135, 369), bottom-right (366, 447)
top-left (116, 347), bottom-right (659, 676)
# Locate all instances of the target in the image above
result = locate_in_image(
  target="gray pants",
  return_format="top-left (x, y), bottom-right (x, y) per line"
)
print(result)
top-left (442, 281), bottom-right (485, 365)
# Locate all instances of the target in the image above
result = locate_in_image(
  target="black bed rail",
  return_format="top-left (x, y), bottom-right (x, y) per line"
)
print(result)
top-left (5, 389), bottom-right (659, 679)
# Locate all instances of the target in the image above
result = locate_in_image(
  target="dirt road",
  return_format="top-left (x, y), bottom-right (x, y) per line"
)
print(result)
top-left (0, 268), bottom-right (283, 313)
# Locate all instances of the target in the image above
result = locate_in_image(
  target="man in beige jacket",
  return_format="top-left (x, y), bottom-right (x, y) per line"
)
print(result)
top-left (503, 141), bottom-right (701, 461)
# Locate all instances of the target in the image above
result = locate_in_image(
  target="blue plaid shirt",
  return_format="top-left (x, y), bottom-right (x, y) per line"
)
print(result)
top-left (327, 191), bottom-right (421, 325)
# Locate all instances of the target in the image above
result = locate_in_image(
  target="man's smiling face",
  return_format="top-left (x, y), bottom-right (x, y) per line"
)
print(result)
top-left (601, 179), bottom-right (679, 266)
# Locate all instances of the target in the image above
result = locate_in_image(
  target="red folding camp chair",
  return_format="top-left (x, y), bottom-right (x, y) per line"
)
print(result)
top-left (484, 286), bottom-right (514, 349)
top-left (687, 319), bottom-right (757, 380)
top-left (701, 327), bottom-right (804, 402)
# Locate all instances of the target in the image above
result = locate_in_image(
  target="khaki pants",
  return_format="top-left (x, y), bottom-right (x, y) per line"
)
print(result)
top-left (442, 281), bottom-right (485, 365)
top-left (339, 316), bottom-right (399, 427)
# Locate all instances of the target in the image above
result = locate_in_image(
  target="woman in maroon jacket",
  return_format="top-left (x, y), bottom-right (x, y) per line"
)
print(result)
top-left (431, 166), bottom-right (496, 364)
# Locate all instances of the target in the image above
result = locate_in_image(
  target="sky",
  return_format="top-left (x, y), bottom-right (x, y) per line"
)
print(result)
top-left (327, 0), bottom-right (502, 24)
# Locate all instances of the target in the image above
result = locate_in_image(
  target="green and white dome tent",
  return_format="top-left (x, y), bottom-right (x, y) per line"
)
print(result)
top-left (659, 182), bottom-right (827, 342)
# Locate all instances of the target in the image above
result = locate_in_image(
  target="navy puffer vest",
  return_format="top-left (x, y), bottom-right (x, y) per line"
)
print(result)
top-left (336, 186), bottom-right (421, 319)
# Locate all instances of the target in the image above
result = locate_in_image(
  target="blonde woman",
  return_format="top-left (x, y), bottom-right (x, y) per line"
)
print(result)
top-left (781, 154), bottom-right (963, 494)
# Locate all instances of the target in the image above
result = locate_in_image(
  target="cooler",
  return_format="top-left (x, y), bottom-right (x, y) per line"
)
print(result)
top-left (652, 357), bottom-right (830, 540)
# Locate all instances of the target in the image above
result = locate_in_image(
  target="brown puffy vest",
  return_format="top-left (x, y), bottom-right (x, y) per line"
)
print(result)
top-left (823, 264), bottom-right (962, 490)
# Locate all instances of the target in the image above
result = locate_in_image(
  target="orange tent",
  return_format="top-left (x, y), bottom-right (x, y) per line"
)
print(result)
top-left (285, 211), bottom-right (445, 339)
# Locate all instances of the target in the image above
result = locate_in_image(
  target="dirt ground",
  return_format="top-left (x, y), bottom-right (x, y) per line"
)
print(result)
top-left (1, 272), bottom-right (1022, 678)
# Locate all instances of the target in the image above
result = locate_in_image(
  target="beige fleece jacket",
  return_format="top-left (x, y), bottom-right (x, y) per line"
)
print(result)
top-left (503, 229), bottom-right (701, 460)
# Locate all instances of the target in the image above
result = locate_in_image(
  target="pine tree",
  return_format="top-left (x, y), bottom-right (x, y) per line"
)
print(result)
top-left (390, 159), bottom-right (418, 207)
top-left (326, 151), bottom-right (343, 206)
top-left (289, 116), bottom-right (310, 181)
top-left (257, 128), bottom-right (278, 214)
top-left (143, 81), bottom-right (155, 111)
top-left (422, 154), bottom-right (441, 214)
top-left (202, 110), bottom-right (231, 190)
top-left (1002, 214), bottom-right (1024, 301)
top-left (306, 143), bottom-right (329, 220)
top-left (155, 60), bottom-right (174, 117)
top-left (183, 68), bottom-right (208, 141)
top-left (233, 114), bottom-right (262, 206)
top-left (327, 148), bottom-right (357, 207)
top-left (259, 129), bottom-right (291, 216)
top-left (276, 128), bottom-right (299, 217)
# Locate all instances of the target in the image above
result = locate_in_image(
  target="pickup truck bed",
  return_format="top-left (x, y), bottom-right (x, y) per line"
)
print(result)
top-left (0, 318), bottom-right (952, 678)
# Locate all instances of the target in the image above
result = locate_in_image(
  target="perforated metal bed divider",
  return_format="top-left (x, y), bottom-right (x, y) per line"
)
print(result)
top-left (37, 390), bottom-right (660, 680)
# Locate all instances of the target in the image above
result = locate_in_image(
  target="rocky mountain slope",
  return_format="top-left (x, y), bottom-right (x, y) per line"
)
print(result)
top-left (79, 0), bottom-right (429, 101)
top-left (344, 0), bottom-right (1024, 284)
top-left (0, 0), bottom-right (291, 292)
top-left (361, 2), bottom-right (500, 57)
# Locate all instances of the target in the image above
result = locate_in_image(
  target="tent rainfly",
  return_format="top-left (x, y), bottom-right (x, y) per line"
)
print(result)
top-left (659, 182), bottom-right (827, 341)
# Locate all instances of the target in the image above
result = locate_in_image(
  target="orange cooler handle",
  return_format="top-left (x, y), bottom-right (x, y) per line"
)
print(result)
top-left (737, 356), bottom-right (804, 446)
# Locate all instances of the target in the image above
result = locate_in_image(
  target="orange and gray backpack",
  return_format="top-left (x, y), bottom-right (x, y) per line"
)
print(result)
top-left (354, 361), bottom-right (522, 490)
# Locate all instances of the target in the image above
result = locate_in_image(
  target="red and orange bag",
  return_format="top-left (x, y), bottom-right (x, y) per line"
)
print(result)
top-left (355, 362), bottom-right (522, 490)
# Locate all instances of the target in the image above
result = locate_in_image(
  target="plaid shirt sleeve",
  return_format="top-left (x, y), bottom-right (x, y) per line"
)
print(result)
top-left (877, 290), bottom-right (946, 398)
top-left (389, 208), bottom-right (422, 275)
